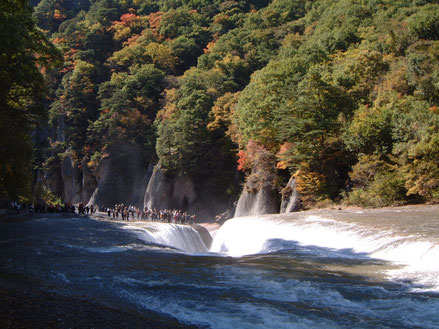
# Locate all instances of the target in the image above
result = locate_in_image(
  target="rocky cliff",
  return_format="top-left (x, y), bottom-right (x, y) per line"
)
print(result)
top-left (42, 148), bottom-right (299, 220)
top-left (88, 142), bottom-right (151, 208)
top-left (144, 164), bottom-right (231, 220)
top-left (43, 141), bottom-right (151, 208)
top-left (280, 177), bottom-right (300, 213)
top-left (234, 183), bottom-right (280, 217)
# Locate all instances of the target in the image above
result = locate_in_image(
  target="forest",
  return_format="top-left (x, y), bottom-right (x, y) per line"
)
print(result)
top-left (2, 0), bottom-right (439, 212)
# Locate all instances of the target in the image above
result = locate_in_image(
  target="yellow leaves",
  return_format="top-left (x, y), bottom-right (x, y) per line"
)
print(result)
top-left (294, 168), bottom-right (326, 208)
top-left (207, 92), bottom-right (238, 130)
top-left (275, 142), bottom-right (294, 170)
top-left (144, 42), bottom-right (177, 72)
top-left (156, 88), bottom-right (179, 121)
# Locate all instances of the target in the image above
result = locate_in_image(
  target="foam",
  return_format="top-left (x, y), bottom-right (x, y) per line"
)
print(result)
top-left (211, 215), bottom-right (439, 292)
top-left (121, 222), bottom-right (209, 253)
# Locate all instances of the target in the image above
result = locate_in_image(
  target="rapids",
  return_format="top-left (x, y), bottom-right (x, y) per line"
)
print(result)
top-left (1, 205), bottom-right (438, 328)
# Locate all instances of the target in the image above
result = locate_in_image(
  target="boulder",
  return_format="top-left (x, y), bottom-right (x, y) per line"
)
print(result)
top-left (280, 176), bottom-right (300, 213)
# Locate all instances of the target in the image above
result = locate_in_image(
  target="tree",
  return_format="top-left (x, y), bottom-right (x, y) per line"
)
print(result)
top-left (0, 0), bottom-right (61, 200)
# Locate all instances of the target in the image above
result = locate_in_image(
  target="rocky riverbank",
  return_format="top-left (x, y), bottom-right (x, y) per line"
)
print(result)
top-left (0, 273), bottom-right (197, 329)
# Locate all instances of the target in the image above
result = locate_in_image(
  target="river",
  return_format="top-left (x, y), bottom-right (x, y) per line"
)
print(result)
top-left (0, 205), bottom-right (438, 328)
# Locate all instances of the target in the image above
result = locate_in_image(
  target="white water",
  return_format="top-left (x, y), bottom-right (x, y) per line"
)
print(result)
top-left (210, 214), bottom-right (439, 292)
top-left (121, 222), bottom-right (209, 253)
top-left (115, 209), bottom-right (439, 292)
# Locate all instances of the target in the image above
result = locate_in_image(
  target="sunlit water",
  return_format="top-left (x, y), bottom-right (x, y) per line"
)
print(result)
top-left (1, 206), bottom-right (438, 328)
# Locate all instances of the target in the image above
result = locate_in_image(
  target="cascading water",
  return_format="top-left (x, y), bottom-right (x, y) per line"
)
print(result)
top-left (121, 222), bottom-right (211, 253)
top-left (1, 207), bottom-right (438, 328)
top-left (210, 210), bottom-right (439, 292)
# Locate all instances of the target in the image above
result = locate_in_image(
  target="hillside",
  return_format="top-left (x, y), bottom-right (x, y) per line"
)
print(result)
top-left (2, 0), bottom-right (439, 215)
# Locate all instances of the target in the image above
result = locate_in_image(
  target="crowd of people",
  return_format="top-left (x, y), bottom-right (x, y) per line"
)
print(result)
top-left (102, 204), bottom-right (197, 224)
top-left (7, 201), bottom-right (196, 225)
top-left (8, 201), bottom-right (97, 215)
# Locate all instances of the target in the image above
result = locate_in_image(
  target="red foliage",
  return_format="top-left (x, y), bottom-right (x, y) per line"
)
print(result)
top-left (147, 12), bottom-right (163, 36)
top-left (237, 150), bottom-right (248, 171)
top-left (120, 13), bottom-right (139, 27)
top-left (124, 34), bottom-right (140, 46)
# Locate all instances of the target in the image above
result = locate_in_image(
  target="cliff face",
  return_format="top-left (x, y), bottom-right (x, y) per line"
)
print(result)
top-left (280, 177), bottom-right (300, 213)
top-left (234, 183), bottom-right (280, 217)
top-left (42, 151), bottom-right (299, 220)
top-left (60, 156), bottom-right (83, 204)
top-left (144, 164), bottom-right (231, 220)
top-left (88, 142), bottom-right (151, 208)
top-left (43, 141), bottom-right (150, 208)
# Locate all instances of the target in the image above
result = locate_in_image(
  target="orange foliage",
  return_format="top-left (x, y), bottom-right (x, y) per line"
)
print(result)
top-left (119, 13), bottom-right (140, 28)
top-left (237, 150), bottom-right (249, 171)
top-left (276, 142), bottom-right (294, 169)
top-left (52, 37), bottom-right (65, 45)
top-left (204, 41), bottom-right (216, 54)
top-left (53, 9), bottom-right (65, 21)
top-left (124, 34), bottom-right (140, 46)
top-left (213, 15), bottom-right (229, 24)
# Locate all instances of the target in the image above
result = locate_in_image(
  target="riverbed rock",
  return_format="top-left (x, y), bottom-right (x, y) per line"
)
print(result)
top-left (280, 176), bottom-right (300, 213)
top-left (234, 183), bottom-right (280, 217)
top-left (192, 224), bottom-right (213, 250)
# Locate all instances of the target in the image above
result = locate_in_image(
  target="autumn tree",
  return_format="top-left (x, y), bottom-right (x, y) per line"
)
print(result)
top-left (0, 0), bottom-right (61, 200)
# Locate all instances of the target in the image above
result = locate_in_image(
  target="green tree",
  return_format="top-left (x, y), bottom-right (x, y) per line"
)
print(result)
top-left (0, 0), bottom-right (61, 200)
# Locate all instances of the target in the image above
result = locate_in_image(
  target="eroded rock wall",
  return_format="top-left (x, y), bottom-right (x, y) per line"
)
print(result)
top-left (43, 141), bottom-right (150, 208)
top-left (88, 141), bottom-right (151, 208)
top-left (234, 183), bottom-right (280, 217)
top-left (280, 177), bottom-right (300, 213)
top-left (144, 164), bottom-right (231, 220)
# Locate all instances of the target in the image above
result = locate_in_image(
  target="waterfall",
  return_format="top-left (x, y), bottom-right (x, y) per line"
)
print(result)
top-left (121, 222), bottom-right (211, 254)
top-left (210, 213), bottom-right (439, 291)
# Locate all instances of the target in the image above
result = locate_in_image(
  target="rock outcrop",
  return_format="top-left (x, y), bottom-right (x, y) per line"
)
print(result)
top-left (88, 141), bottom-right (151, 208)
top-left (60, 155), bottom-right (82, 204)
top-left (42, 161), bottom-right (64, 198)
top-left (280, 176), bottom-right (300, 213)
top-left (144, 165), bottom-right (173, 210)
top-left (144, 164), bottom-right (231, 220)
top-left (42, 141), bottom-right (151, 207)
top-left (80, 158), bottom-right (97, 204)
top-left (234, 183), bottom-right (280, 217)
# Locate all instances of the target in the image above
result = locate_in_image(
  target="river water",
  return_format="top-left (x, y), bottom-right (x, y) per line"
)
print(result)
top-left (1, 206), bottom-right (438, 328)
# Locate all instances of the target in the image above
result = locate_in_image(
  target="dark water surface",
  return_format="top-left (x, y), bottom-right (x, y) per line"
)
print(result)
top-left (0, 208), bottom-right (438, 328)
